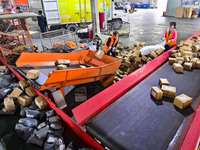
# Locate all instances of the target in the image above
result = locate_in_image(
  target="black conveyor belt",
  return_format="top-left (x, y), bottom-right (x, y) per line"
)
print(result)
top-left (86, 62), bottom-right (200, 150)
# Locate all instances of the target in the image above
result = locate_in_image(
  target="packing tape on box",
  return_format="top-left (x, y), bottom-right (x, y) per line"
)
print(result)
top-left (179, 96), bottom-right (189, 101)
top-left (164, 86), bottom-right (173, 91)
top-left (151, 90), bottom-right (156, 98)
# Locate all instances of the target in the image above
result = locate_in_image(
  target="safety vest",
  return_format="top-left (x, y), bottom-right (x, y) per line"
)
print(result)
top-left (104, 35), bottom-right (119, 53)
top-left (165, 29), bottom-right (178, 47)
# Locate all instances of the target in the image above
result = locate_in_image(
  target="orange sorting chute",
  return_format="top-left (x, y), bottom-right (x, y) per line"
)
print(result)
top-left (53, 42), bottom-right (62, 48)
top-left (66, 41), bottom-right (78, 49)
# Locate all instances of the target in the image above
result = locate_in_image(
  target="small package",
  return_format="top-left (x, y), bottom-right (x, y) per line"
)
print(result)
top-left (95, 49), bottom-right (104, 59)
top-left (27, 70), bottom-right (40, 79)
top-left (55, 59), bottom-right (71, 65)
top-left (151, 86), bottom-right (163, 100)
top-left (57, 65), bottom-right (67, 70)
top-left (4, 97), bottom-right (15, 112)
top-left (25, 86), bottom-right (37, 97)
top-left (161, 85), bottom-right (176, 98)
top-left (190, 58), bottom-right (199, 68)
top-left (169, 58), bottom-right (176, 65)
top-left (18, 95), bottom-right (33, 106)
top-left (159, 78), bottom-right (169, 87)
top-left (195, 60), bottom-right (200, 69)
top-left (149, 51), bottom-right (158, 59)
top-left (183, 55), bottom-right (190, 62)
top-left (0, 66), bottom-right (6, 71)
top-left (173, 94), bottom-right (192, 109)
top-left (156, 48), bottom-right (164, 55)
top-left (173, 63), bottom-right (183, 73)
top-left (141, 55), bottom-right (147, 62)
top-left (176, 57), bottom-right (184, 64)
top-left (10, 88), bottom-right (23, 98)
top-left (183, 62), bottom-right (193, 70)
top-left (35, 96), bottom-right (48, 110)
top-left (19, 80), bottom-right (29, 90)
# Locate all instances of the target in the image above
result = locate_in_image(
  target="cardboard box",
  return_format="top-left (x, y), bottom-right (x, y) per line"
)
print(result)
top-left (0, 66), bottom-right (6, 71)
top-left (175, 7), bottom-right (183, 18)
top-left (4, 97), bottom-right (15, 112)
top-left (176, 57), bottom-right (184, 65)
top-left (192, 15), bottom-right (198, 19)
top-left (183, 62), bottom-right (193, 70)
top-left (173, 63), bottom-right (183, 73)
top-left (193, 53), bottom-right (198, 58)
top-left (183, 7), bottom-right (187, 18)
top-left (57, 65), bottom-right (67, 70)
top-left (180, 46), bottom-right (192, 51)
top-left (194, 8), bottom-right (199, 15)
top-left (195, 60), bottom-right (200, 69)
top-left (186, 7), bottom-right (193, 18)
top-left (181, 51), bottom-right (193, 57)
top-left (156, 48), bottom-right (164, 55)
top-left (174, 94), bottom-right (192, 109)
top-left (159, 78), bottom-right (170, 87)
top-left (171, 53), bottom-right (178, 58)
top-left (183, 55), bottom-right (190, 62)
top-left (124, 60), bottom-right (131, 68)
top-left (150, 51), bottom-right (158, 59)
top-left (35, 96), bottom-right (48, 110)
top-left (141, 55), bottom-right (147, 62)
top-left (178, 41), bottom-right (184, 47)
top-left (147, 57), bottom-right (152, 62)
top-left (190, 58), bottom-right (199, 68)
top-left (118, 46), bottom-right (124, 50)
top-left (171, 50), bottom-right (178, 54)
top-left (55, 59), bottom-right (71, 65)
top-left (18, 95), bottom-right (33, 106)
top-left (25, 86), bottom-right (37, 97)
top-left (192, 44), bottom-right (200, 52)
top-left (151, 86), bottom-right (163, 100)
top-left (27, 70), bottom-right (40, 79)
top-left (10, 88), bottom-right (23, 98)
top-left (161, 85), bottom-right (176, 98)
top-left (183, 40), bottom-right (193, 47)
top-left (169, 58), bottom-right (176, 65)
top-left (95, 49), bottom-right (104, 59)
top-left (19, 80), bottom-right (29, 90)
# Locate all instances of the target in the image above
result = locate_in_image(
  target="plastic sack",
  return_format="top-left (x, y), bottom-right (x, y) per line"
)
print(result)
top-left (140, 42), bottom-right (165, 56)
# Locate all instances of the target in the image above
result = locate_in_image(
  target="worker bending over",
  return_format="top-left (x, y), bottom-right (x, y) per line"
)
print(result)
top-left (164, 22), bottom-right (178, 51)
top-left (104, 31), bottom-right (119, 57)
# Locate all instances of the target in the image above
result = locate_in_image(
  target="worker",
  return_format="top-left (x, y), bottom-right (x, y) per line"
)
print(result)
top-left (37, 10), bottom-right (47, 33)
top-left (104, 31), bottom-right (119, 57)
top-left (16, 7), bottom-right (23, 13)
top-left (164, 22), bottom-right (178, 51)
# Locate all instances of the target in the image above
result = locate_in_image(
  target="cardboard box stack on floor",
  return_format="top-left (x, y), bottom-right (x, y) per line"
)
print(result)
top-left (169, 37), bottom-right (200, 72)
top-left (175, 7), bottom-right (199, 19)
top-left (114, 43), bottom-right (164, 83)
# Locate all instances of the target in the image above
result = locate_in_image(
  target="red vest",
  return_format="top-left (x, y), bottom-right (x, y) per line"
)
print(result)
top-left (165, 29), bottom-right (178, 47)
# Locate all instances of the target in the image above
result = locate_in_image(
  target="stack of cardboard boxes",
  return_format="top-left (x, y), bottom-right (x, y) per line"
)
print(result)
top-left (114, 43), bottom-right (164, 82)
top-left (169, 36), bottom-right (200, 73)
top-left (175, 6), bottom-right (199, 19)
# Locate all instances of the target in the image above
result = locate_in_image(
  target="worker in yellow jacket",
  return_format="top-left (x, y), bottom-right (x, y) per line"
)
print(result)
top-left (104, 31), bottom-right (119, 57)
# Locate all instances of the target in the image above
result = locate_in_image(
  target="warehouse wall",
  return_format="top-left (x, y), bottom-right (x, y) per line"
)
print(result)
top-left (166, 0), bottom-right (182, 16)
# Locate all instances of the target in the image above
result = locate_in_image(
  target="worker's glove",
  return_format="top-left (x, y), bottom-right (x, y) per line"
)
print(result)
top-left (112, 47), bottom-right (115, 52)
top-left (167, 40), bottom-right (171, 44)
top-left (163, 37), bottom-right (166, 41)
top-left (109, 46), bottom-right (112, 51)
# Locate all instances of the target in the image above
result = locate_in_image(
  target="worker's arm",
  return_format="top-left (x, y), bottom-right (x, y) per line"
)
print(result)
top-left (170, 30), bottom-right (178, 42)
top-left (106, 37), bottom-right (111, 47)
top-left (164, 29), bottom-right (167, 38)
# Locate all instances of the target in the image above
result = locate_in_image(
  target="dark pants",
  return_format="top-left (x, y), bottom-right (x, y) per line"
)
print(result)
top-left (40, 26), bottom-right (47, 33)
top-left (107, 50), bottom-right (116, 57)
top-left (164, 45), bottom-right (172, 51)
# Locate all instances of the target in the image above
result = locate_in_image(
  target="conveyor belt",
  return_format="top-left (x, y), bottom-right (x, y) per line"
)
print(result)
top-left (86, 62), bottom-right (200, 150)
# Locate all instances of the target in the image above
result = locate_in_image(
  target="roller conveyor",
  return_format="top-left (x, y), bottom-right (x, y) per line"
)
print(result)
top-left (85, 62), bottom-right (200, 150)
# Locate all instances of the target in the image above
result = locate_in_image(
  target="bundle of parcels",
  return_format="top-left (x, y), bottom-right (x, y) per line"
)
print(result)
top-left (168, 36), bottom-right (200, 73)
top-left (151, 78), bottom-right (192, 109)
top-left (114, 42), bottom-right (164, 83)
top-left (175, 7), bottom-right (199, 19)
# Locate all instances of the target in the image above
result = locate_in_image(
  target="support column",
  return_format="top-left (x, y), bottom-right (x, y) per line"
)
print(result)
top-left (90, 0), bottom-right (100, 36)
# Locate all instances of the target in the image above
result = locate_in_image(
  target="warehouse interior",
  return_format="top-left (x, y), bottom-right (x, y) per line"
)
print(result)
top-left (0, 0), bottom-right (200, 150)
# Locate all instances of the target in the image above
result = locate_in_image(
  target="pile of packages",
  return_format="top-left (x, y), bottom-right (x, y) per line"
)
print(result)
top-left (168, 37), bottom-right (200, 73)
top-left (175, 7), bottom-right (199, 19)
top-left (151, 78), bottom-right (192, 109)
top-left (114, 42), bottom-right (164, 82)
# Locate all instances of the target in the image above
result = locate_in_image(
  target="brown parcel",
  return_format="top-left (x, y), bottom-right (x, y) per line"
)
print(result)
top-left (169, 58), bottom-right (176, 65)
top-left (183, 40), bottom-right (193, 47)
top-left (10, 88), bottom-right (23, 98)
top-left (95, 49), bottom-right (104, 59)
top-left (0, 66), bottom-right (6, 71)
top-left (156, 48), bottom-right (164, 55)
top-left (176, 57), bottom-right (184, 65)
top-left (183, 62), bottom-right (193, 70)
top-left (195, 60), bottom-right (200, 69)
top-left (142, 55), bottom-right (147, 62)
top-left (35, 96), bottom-right (48, 110)
top-left (159, 78), bottom-right (170, 87)
top-left (19, 80), bottom-right (29, 90)
top-left (27, 70), bottom-right (40, 79)
top-left (186, 7), bottom-right (193, 18)
top-left (190, 58), bottom-right (199, 68)
top-left (151, 86), bottom-right (163, 100)
top-left (183, 55), bottom-right (190, 62)
top-left (25, 86), bottom-right (37, 97)
top-left (173, 63), bottom-right (183, 73)
top-left (18, 95), bottom-right (33, 106)
top-left (161, 85), bottom-right (176, 98)
top-left (4, 97), bottom-right (15, 112)
top-left (174, 94), bottom-right (192, 109)
top-left (57, 65), bottom-right (67, 70)
top-left (192, 15), bottom-right (198, 19)
top-left (55, 59), bottom-right (71, 65)
top-left (175, 7), bottom-right (183, 18)
top-left (150, 51), bottom-right (158, 59)
top-left (192, 44), bottom-right (200, 52)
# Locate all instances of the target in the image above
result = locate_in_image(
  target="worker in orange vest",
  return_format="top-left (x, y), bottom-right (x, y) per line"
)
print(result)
top-left (104, 31), bottom-right (119, 57)
top-left (164, 22), bottom-right (178, 51)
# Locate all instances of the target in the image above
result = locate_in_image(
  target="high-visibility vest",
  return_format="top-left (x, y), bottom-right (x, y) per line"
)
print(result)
top-left (104, 35), bottom-right (119, 53)
top-left (165, 29), bottom-right (178, 47)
